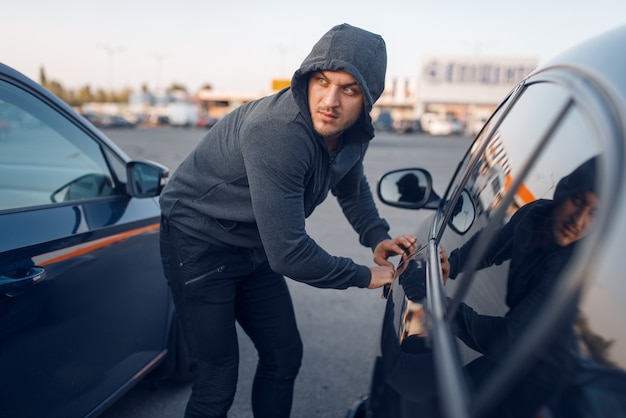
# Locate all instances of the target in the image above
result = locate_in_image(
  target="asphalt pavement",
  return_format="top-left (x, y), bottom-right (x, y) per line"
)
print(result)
top-left (101, 126), bottom-right (471, 418)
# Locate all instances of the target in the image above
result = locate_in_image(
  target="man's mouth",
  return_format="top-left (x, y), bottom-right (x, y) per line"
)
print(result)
top-left (318, 109), bottom-right (339, 122)
top-left (561, 222), bottom-right (579, 238)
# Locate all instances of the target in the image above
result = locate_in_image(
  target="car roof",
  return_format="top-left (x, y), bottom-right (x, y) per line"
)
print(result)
top-left (536, 24), bottom-right (626, 111)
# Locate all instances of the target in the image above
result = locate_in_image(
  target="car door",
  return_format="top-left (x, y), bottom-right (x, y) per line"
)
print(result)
top-left (430, 68), bottom-right (623, 417)
top-left (0, 69), bottom-right (171, 417)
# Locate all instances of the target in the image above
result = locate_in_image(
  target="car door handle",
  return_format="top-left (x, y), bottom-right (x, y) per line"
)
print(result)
top-left (0, 266), bottom-right (46, 296)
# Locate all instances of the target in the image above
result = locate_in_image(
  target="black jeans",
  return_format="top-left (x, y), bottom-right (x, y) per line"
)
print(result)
top-left (160, 217), bottom-right (303, 418)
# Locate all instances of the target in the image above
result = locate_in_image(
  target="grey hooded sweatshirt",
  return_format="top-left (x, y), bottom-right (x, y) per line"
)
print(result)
top-left (159, 23), bottom-right (391, 289)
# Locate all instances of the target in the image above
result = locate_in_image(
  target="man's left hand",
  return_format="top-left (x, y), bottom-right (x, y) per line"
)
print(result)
top-left (373, 234), bottom-right (418, 273)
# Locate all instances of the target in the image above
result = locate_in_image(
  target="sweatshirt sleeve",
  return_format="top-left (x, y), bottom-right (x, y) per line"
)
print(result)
top-left (240, 120), bottom-right (372, 289)
top-left (333, 157), bottom-right (391, 250)
top-left (453, 269), bottom-right (562, 357)
top-left (448, 214), bottom-right (516, 280)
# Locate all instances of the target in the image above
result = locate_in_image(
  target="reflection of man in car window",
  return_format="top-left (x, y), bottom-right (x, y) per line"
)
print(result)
top-left (396, 173), bottom-right (425, 203)
top-left (440, 157), bottom-right (599, 418)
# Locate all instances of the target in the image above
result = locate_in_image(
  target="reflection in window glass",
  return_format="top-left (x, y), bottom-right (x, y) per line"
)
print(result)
top-left (0, 82), bottom-right (116, 210)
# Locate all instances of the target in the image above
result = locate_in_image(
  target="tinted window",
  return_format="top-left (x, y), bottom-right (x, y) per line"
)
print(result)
top-left (0, 81), bottom-right (118, 211)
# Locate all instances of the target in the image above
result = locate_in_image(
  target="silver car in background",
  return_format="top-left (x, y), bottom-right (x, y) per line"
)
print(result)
top-left (350, 24), bottom-right (626, 418)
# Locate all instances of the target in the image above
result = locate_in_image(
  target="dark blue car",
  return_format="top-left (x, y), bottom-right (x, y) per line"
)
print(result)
top-left (0, 62), bottom-right (189, 418)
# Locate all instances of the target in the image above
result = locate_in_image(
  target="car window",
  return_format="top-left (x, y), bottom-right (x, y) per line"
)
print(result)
top-left (432, 86), bottom-right (518, 237)
top-left (0, 80), bottom-right (119, 211)
top-left (436, 79), bottom-right (605, 416)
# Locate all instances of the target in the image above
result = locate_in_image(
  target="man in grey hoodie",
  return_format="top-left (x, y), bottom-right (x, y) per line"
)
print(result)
top-left (159, 23), bottom-right (417, 417)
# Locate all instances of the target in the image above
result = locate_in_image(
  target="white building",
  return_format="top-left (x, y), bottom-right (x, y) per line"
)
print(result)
top-left (373, 56), bottom-right (538, 133)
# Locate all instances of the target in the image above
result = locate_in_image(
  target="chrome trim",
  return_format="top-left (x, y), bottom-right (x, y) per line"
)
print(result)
top-left (426, 239), bottom-right (470, 418)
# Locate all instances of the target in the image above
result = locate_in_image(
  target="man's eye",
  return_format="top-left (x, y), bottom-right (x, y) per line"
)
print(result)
top-left (572, 194), bottom-right (585, 206)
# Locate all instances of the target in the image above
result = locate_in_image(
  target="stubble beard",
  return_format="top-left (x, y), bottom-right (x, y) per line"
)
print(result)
top-left (313, 115), bottom-right (356, 140)
top-left (317, 126), bottom-right (345, 140)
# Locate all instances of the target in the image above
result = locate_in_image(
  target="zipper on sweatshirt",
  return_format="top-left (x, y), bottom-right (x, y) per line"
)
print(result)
top-left (184, 265), bottom-right (226, 286)
top-left (329, 149), bottom-right (339, 165)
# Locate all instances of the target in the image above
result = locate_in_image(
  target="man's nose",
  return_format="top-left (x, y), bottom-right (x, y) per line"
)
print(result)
top-left (321, 86), bottom-right (341, 107)
top-left (572, 206), bottom-right (592, 226)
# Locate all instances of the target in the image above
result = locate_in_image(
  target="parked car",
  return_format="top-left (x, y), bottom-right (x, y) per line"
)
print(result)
top-left (80, 112), bottom-right (136, 129)
top-left (420, 113), bottom-right (464, 136)
top-left (349, 25), bottom-right (626, 418)
top-left (428, 117), bottom-right (463, 136)
top-left (375, 111), bottom-right (394, 132)
top-left (466, 114), bottom-right (490, 138)
top-left (196, 114), bottom-right (220, 129)
top-left (0, 62), bottom-right (190, 418)
top-left (168, 102), bottom-right (198, 128)
top-left (101, 114), bottom-right (136, 129)
top-left (393, 119), bottom-right (422, 134)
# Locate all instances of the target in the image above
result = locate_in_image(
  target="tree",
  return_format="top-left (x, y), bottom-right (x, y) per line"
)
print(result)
top-left (76, 85), bottom-right (93, 104)
top-left (117, 88), bottom-right (132, 103)
top-left (167, 82), bottom-right (187, 93)
top-left (39, 67), bottom-right (47, 86)
top-left (94, 88), bottom-right (108, 103)
top-left (46, 80), bottom-right (66, 102)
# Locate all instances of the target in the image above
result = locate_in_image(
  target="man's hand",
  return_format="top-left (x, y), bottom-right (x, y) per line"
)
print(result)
top-left (367, 265), bottom-right (396, 289)
top-left (373, 234), bottom-right (418, 270)
top-left (440, 246), bottom-right (450, 284)
top-left (369, 234), bottom-right (418, 291)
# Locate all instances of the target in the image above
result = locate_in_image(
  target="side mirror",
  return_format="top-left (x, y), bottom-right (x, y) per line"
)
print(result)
top-left (126, 161), bottom-right (169, 198)
top-left (377, 168), bottom-right (439, 210)
top-left (448, 189), bottom-right (476, 234)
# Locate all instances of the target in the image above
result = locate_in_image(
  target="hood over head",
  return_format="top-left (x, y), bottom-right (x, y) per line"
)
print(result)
top-left (553, 156), bottom-right (599, 203)
top-left (291, 23), bottom-right (387, 138)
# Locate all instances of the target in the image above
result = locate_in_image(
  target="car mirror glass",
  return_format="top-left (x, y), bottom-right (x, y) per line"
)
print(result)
top-left (126, 161), bottom-right (169, 198)
top-left (377, 168), bottom-right (433, 209)
top-left (448, 189), bottom-right (475, 234)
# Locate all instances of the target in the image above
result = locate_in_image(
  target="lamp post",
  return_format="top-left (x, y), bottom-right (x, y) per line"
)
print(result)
top-left (153, 52), bottom-right (167, 95)
top-left (99, 43), bottom-right (125, 93)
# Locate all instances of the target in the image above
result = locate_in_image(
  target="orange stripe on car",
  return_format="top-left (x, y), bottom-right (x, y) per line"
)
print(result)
top-left (39, 223), bottom-right (160, 266)
top-left (505, 173), bottom-right (536, 206)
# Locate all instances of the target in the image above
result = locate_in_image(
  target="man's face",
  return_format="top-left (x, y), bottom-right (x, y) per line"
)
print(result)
top-left (307, 70), bottom-right (364, 141)
top-left (551, 191), bottom-right (598, 247)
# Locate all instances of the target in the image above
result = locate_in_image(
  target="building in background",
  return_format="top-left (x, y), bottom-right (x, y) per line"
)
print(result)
top-left (102, 56), bottom-right (538, 134)
top-left (367, 55), bottom-right (538, 135)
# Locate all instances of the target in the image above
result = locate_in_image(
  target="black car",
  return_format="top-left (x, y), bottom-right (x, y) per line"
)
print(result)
top-left (349, 25), bottom-right (626, 418)
top-left (0, 62), bottom-right (189, 418)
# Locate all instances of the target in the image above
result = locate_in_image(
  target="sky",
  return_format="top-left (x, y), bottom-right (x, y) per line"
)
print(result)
top-left (2, 0), bottom-right (626, 95)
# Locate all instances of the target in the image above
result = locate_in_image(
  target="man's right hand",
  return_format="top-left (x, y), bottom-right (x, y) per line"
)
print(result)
top-left (367, 265), bottom-right (396, 289)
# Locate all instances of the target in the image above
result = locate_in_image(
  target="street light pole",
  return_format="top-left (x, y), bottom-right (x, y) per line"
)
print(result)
top-left (153, 52), bottom-right (167, 94)
top-left (99, 43), bottom-right (125, 92)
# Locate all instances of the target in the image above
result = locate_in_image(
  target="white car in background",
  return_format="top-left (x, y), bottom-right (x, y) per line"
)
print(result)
top-left (428, 117), bottom-right (463, 136)
top-left (421, 113), bottom-right (464, 136)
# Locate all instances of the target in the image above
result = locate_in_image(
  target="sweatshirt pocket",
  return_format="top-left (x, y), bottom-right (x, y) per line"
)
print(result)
top-left (177, 239), bottom-right (253, 295)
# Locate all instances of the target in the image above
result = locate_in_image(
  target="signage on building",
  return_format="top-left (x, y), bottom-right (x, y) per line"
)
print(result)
top-left (416, 56), bottom-right (538, 108)
top-left (421, 56), bottom-right (537, 86)
top-left (272, 79), bottom-right (291, 91)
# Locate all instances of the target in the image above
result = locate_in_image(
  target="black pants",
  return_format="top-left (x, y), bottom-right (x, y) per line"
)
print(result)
top-left (160, 217), bottom-right (303, 418)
